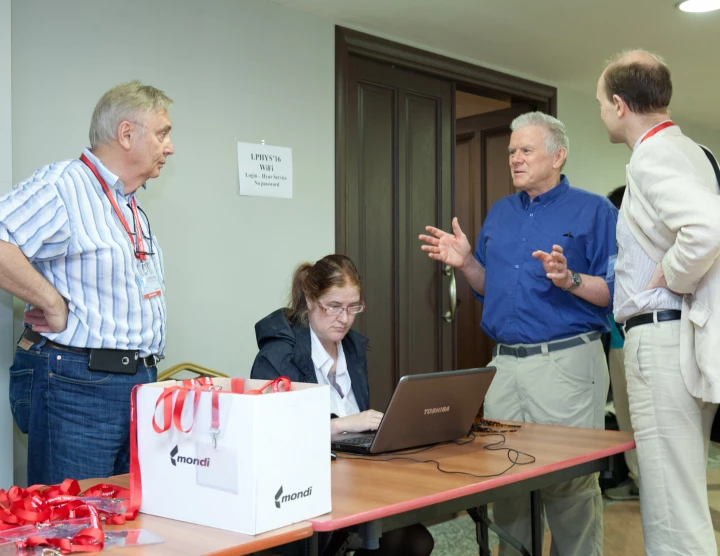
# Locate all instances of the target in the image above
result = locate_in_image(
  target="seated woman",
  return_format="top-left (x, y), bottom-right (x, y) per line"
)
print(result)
top-left (251, 254), bottom-right (434, 556)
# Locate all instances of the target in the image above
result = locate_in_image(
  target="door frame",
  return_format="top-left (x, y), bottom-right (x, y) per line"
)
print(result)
top-left (335, 25), bottom-right (558, 252)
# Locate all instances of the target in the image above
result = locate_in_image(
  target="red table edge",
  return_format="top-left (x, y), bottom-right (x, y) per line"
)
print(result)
top-left (310, 440), bottom-right (636, 531)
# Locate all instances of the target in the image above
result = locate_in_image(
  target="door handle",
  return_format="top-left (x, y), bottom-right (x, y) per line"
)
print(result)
top-left (443, 264), bottom-right (457, 323)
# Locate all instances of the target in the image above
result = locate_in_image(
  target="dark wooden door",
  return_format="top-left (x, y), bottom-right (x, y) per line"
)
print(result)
top-left (339, 57), bottom-right (453, 409)
top-left (454, 107), bottom-right (534, 370)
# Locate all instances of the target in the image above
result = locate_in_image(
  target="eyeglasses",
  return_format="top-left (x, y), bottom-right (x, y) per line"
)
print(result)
top-left (317, 301), bottom-right (365, 316)
top-left (128, 204), bottom-right (155, 257)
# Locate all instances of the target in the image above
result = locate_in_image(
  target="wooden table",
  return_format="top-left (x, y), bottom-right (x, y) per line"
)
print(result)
top-left (73, 423), bottom-right (632, 556)
top-left (77, 476), bottom-right (313, 556)
top-left (310, 422), bottom-right (635, 556)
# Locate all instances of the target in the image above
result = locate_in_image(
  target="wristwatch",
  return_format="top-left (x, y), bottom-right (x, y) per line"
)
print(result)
top-left (563, 271), bottom-right (582, 292)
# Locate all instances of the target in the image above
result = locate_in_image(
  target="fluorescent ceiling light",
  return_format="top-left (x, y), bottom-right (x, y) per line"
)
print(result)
top-left (677, 0), bottom-right (720, 12)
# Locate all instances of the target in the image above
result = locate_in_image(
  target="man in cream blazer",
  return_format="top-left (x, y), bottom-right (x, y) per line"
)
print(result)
top-left (596, 50), bottom-right (720, 555)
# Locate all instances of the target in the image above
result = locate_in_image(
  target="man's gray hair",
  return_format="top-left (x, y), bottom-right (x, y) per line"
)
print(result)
top-left (510, 112), bottom-right (569, 159)
top-left (89, 81), bottom-right (173, 148)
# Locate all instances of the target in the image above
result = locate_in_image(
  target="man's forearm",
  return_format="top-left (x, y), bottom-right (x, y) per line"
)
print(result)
top-left (461, 257), bottom-right (486, 296)
top-left (567, 273), bottom-right (610, 308)
top-left (0, 240), bottom-right (62, 310)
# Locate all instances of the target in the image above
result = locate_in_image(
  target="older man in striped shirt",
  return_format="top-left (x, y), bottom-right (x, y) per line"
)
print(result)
top-left (0, 81), bottom-right (174, 485)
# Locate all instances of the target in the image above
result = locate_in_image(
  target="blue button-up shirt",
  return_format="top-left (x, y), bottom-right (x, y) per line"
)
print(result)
top-left (474, 176), bottom-right (618, 345)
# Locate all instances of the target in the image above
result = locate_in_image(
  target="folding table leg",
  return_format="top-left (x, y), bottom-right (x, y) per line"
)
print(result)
top-left (468, 505), bottom-right (531, 556)
top-left (467, 505), bottom-right (492, 556)
top-left (530, 489), bottom-right (543, 555)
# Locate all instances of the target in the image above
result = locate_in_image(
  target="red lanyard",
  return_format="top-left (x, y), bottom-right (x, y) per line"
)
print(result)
top-left (640, 121), bottom-right (674, 144)
top-left (79, 154), bottom-right (147, 261)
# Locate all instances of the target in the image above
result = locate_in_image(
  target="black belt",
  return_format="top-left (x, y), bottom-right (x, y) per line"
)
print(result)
top-left (493, 331), bottom-right (602, 358)
top-left (624, 310), bottom-right (682, 334)
top-left (20, 328), bottom-right (158, 369)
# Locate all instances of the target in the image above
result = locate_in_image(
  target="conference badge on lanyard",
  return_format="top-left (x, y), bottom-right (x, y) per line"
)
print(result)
top-left (79, 153), bottom-right (163, 300)
top-left (137, 270), bottom-right (162, 299)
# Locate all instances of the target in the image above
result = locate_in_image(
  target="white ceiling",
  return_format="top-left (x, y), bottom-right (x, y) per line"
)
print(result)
top-left (271, 0), bottom-right (720, 130)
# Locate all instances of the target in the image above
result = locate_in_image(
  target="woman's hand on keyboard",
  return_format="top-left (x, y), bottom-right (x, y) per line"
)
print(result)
top-left (333, 410), bottom-right (384, 434)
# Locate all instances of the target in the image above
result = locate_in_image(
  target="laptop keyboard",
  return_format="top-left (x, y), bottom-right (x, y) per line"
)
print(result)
top-left (338, 435), bottom-right (374, 446)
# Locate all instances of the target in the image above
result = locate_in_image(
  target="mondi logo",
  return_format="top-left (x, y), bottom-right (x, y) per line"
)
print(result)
top-left (424, 406), bottom-right (450, 415)
top-left (274, 485), bottom-right (313, 509)
top-left (169, 445), bottom-right (211, 467)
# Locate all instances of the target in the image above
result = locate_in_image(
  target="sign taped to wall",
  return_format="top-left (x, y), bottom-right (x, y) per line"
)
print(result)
top-left (237, 142), bottom-right (293, 199)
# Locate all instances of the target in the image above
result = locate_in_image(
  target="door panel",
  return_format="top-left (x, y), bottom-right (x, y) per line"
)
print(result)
top-left (454, 107), bottom-right (530, 370)
top-left (353, 80), bottom-right (397, 406)
top-left (342, 57), bottom-right (452, 409)
top-left (454, 132), bottom-right (485, 370)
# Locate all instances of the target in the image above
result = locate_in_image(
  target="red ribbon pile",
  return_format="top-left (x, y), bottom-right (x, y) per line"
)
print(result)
top-left (0, 478), bottom-right (135, 553)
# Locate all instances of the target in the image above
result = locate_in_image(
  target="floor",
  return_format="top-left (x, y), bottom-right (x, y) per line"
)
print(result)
top-left (427, 443), bottom-right (720, 555)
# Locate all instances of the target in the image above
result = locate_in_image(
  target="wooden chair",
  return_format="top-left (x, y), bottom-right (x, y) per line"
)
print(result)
top-left (157, 362), bottom-right (228, 382)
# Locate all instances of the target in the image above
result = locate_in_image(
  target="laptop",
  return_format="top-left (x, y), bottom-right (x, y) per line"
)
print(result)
top-left (331, 367), bottom-right (496, 455)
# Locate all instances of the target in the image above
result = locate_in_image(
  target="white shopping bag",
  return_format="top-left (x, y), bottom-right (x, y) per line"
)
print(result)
top-left (129, 376), bottom-right (331, 535)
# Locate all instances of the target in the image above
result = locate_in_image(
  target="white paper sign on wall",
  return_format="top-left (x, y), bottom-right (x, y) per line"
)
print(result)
top-left (237, 142), bottom-right (293, 199)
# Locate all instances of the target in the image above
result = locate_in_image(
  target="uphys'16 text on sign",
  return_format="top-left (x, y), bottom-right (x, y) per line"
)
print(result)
top-left (237, 141), bottom-right (293, 199)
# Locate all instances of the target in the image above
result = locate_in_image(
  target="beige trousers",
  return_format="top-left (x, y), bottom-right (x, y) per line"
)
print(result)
top-left (485, 334), bottom-right (608, 556)
top-left (608, 347), bottom-right (639, 483)
top-left (624, 319), bottom-right (718, 555)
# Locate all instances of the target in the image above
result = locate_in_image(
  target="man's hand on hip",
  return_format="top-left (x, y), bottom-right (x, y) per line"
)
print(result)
top-left (0, 240), bottom-right (70, 332)
top-left (24, 298), bottom-right (69, 333)
top-left (644, 263), bottom-right (672, 293)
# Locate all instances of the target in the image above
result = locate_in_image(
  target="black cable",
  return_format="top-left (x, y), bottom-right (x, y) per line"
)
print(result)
top-left (336, 432), bottom-right (536, 479)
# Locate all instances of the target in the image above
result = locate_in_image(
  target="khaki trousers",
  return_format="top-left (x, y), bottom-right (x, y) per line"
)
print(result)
top-left (624, 320), bottom-right (718, 555)
top-left (485, 334), bottom-right (608, 556)
top-left (609, 347), bottom-right (639, 483)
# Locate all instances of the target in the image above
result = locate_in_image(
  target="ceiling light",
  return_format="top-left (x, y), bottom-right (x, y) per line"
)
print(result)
top-left (676, 0), bottom-right (720, 12)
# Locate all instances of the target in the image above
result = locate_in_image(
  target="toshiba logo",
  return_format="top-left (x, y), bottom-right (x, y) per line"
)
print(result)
top-left (424, 406), bottom-right (450, 415)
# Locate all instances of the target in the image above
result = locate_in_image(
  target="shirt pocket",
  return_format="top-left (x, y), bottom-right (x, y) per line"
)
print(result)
top-left (530, 223), bottom-right (588, 274)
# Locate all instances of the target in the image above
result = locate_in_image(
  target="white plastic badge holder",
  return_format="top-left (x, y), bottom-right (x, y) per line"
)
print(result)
top-left (196, 441), bottom-right (239, 494)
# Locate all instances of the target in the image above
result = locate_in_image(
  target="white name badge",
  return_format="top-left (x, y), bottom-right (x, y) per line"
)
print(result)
top-left (195, 442), bottom-right (239, 494)
top-left (137, 273), bottom-right (163, 300)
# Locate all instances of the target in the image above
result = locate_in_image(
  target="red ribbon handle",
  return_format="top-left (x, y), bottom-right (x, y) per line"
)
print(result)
top-left (244, 376), bottom-right (291, 395)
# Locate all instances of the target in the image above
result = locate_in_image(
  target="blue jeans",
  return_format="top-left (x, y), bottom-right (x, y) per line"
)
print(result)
top-left (8, 339), bottom-right (157, 486)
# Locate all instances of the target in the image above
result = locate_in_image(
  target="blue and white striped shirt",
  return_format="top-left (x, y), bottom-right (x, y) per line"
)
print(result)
top-left (0, 148), bottom-right (166, 357)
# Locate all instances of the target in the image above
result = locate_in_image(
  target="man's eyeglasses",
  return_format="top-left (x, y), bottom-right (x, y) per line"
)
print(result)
top-left (317, 301), bottom-right (365, 316)
top-left (128, 204), bottom-right (155, 257)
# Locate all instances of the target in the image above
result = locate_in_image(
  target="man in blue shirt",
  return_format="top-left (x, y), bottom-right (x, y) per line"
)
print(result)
top-left (420, 112), bottom-right (617, 556)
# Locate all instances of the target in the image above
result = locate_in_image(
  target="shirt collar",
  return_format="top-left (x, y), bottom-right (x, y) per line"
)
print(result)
top-left (81, 148), bottom-right (144, 193)
top-left (309, 326), bottom-right (345, 376)
top-left (633, 120), bottom-right (673, 151)
top-left (519, 175), bottom-right (569, 209)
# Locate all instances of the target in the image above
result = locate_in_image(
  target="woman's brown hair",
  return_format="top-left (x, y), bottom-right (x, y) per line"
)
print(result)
top-left (285, 254), bottom-right (363, 325)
